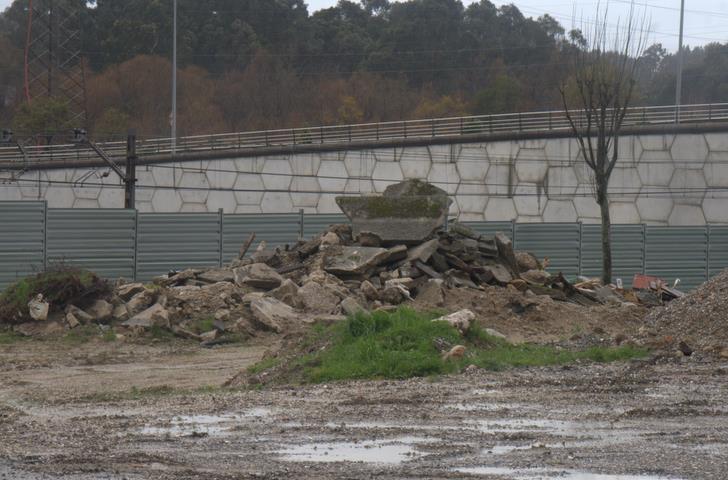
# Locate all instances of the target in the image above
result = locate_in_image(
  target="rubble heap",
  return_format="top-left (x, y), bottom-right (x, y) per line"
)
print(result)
top-left (645, 268), bottom-right (728, 354)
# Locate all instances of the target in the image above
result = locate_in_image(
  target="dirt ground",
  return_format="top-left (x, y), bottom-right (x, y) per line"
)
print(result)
top-left (1, 338), bottom-right (727, 480)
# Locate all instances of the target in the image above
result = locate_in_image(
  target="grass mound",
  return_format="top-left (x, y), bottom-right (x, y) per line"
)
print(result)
top-left (0, 266), bottom-right (109, 324)
top-left (245, 307), bottom-right (648, 385)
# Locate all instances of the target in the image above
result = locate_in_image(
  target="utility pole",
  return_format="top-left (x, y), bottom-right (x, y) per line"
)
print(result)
top-left (675, 0), bottom-right (685, 123)
top-left (125, 132), bottom-right (137, 209)
top-left (171, 0), bottom-right (177, 154)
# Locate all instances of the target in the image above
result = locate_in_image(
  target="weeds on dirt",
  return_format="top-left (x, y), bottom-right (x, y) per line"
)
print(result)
top-left (61, 325), bottom-right (99, 345)
top-left (0, 265), bottom-right (109, 324)
top-left (191, 317), bottom-right (215, 334)
top-left (0, 330), bottom-right (26, 344)
top-left (249, 307), bottom-right (649, 384)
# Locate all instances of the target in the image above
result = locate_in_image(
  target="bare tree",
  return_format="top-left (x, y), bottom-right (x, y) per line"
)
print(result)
top-left (559, 4), bottom-right (649, 284)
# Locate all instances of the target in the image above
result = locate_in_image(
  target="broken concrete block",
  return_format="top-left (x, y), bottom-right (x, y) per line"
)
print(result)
top-left (336, 179), bottom-right (452, 244)
top-left (112, 304), bottom-right (129, 322)
top-left (66, 305), bottom-right (94, 324)
top-left (406, 238), bottom-right (439, 263)
top-left (434, 309), bottom-right (474, 334)
top-left (495, 232), bottom-right (520, 276)
top-left (521, 269), bottom-right (551, 285)
top-left (234, 263), bottom-right (283, 290)
top-left (360, 280), bottom-right (379, 301)
top-left (116, 282), bottom-right (146, 301)
top-left (250, 297), bottom-right (297, 333)
top-left (65, 312), bottom-right (80, 329)
top-left (27, 294), bottom-right (49, 321)
top-left (122, 303), bottom-right (170, 328)
top-left (125, 290), bottom-right (155, 316)
top-left (339, 296), bottom-right (365, 316)
top-left (87, 299), bottom-right (114, 323)
top-left (416, 279), bottom-right (445, 307)
top-left (324, 246), bottom-right (390, 276)
top-left (299, 281), bottom-right (340, 314)
top-left (269, 279), bottom-right (303, 308)
top-left (320, 231), bottom-right (341, 246)
top-left (198, 269), bottom-right (235, 284)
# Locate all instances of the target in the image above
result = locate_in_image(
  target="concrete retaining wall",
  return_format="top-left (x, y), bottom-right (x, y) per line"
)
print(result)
top-left (2, 132), bottom-right (728, 225)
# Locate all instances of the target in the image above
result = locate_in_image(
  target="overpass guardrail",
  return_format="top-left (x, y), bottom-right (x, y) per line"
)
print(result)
top-left (2, 103), bottom-right (728, 168)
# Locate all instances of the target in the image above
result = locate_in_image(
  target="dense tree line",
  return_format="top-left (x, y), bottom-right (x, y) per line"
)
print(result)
top-left (0, 0), bottom-right (726, 138)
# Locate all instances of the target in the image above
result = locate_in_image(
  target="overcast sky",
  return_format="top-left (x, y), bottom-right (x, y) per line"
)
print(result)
top-left (1, 0), bottom-right (726, 51)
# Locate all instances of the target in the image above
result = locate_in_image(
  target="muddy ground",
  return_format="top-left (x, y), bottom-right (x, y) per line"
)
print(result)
top-left (1, 339), bottom-right (727, 480)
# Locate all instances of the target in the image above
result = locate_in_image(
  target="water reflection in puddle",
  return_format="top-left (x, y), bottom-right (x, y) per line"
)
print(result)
top-left (140, 408), bottom-right (271, 437)
top-left (454, 466), bottom-right (681, 479)
top-left (279, 436), bottom-right (434, 464)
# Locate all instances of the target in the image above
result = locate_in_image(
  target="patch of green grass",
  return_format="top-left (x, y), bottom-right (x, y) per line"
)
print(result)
top-left (247, 356), bottom-right (280, 374)
top-left (61, 325), bottom-right (99, 345)
top-left (254, 307), bottom-right (649, 384)
top-left (191, 317), bottom-right (215, 334)
top-left (149, 325), bottom-right (175, 340)
top-left (0, 331), bottom-right (26, 344)
top-left (78, 384), bottom-right (225, 403)
top-left (102, 329), bottom-right (116, 342)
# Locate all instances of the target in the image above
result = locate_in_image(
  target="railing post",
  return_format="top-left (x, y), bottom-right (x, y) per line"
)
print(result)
top-left (548, 111), bottom-right (552, 130)
top-left (376, 124), bottom-right (380, 141)
top-left (292, 129), bottom-right (296, 145)
top-left (299, 208), bottom-right (305, 240)
top-left (320, 126), bottom-right (324, 144)
top-left (403, 121), bottom-right (407, 138)
top-left (518, 113), bottom-right (522, 132)
top-left (460, 117), bottom-right (464, 135)
top-left (709, 104), bottom-right (713, 121)
top-left (348, 125), bottom-right (352, 142)
top-left (265, 130), bottom-right (269, 147)
top-left (218, 208), bottom-right (224, 267)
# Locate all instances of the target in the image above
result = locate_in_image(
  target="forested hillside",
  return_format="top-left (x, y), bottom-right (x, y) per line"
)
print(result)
top-left (0, 0), bottom-right (726, 139)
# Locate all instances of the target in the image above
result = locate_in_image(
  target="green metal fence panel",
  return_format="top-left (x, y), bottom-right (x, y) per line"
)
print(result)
top-left (514, 223), bottom-right (581, 278)
top-left (46, 209), bottom-right (136, 281)
top-left (0, 201), bottom-right (45, 289)
top-left (303, 214), bottom-right (348, 239)
top-left (645, 226), bottom-right (708, 291)
top-left (137, 213), bottom-right (221, 281)
top-left (708, 225), bottom-right (728, 278)
top-left (222, 213), bottom-right (300, 263)
top-left (581, 224), bottom-right (645, 281)
top-left (461, 221), bottom-right (514, 239)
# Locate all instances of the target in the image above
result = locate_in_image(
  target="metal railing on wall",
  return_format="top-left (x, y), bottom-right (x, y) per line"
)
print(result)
top-left (1, 201), bottom-right (726, 291)
top-left (2, 103), bottom-right (728, 168)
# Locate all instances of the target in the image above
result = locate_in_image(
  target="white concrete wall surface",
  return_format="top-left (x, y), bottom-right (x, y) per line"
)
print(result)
top-left (2, 132), bottom-right (727, 225)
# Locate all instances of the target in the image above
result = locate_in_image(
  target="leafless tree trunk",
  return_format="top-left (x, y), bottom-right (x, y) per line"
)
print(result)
top-left (559, 4), bottom-right (648, 284)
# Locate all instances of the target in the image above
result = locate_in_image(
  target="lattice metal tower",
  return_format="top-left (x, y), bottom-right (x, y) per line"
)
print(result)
top-left (24, 0), bottom-right (87, 129)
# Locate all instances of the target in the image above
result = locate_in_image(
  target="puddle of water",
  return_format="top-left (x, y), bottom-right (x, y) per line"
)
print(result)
top-left (454, 466), bottom-right (680, 479)
top-left (140, 408), bottom-right (271, 437)
top-left (279, 436), bottom-right (433, 464)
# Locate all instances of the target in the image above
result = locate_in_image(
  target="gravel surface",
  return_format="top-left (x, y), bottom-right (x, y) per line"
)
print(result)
top-left (1, 341), bottom-right (727, 479)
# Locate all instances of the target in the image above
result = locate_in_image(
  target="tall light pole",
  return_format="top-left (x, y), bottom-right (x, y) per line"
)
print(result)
top-left (171, 0), bottom-right (177, 153)
top-left (675, 0), bottom-right (685, 123)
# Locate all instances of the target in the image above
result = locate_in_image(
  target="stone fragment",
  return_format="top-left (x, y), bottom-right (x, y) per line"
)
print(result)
top-left (198, 269), bottom-right (235, 284)
top-left (358, 231), bottom-right (382, 247)
top-left (66, 305), bottom-right (94, 323)
top-left (112, 304), bottom-right (129, 322)
top-left (336, 179), bottom-right (452, 244)
top-left (481, 264), bottom-right (513, 284)
top-left (521, 269), bottom-right (551, 285)
top-left (299, 281), bottom-right (340, 314)
top-left (214, 309), bottom-right (231, 321)
top-left (442, 345), bottom-right (466, 361)
top-left (126, 290), bottom-right (155, 316)
top-left (87, 299), bottom-right (114, 323)
top-left (434, 309), bottom-right (474, 334)
top-left (516, 251), bottom-right (541, 271)
top-left (250, 297), bottom-right (297, 333)
top-left (495, 232), bottom-right (520, 276)
top-left (65, 312), bottom-right (80, 329)
top-left (270, 279), bottom-right (303, 308)
top-left (200, 330), bottom-right (218, 342)
top-left (324, 246), bottom-right (390, 276)
top-left (234, 263), bottom-right (283, 290)
top-left (416, 279), bottom-right (445, 306)
top-left (380, 285), bottom-right (408, 305)
top-left (339, 296), bottom-right (365, 316)
top-left (406, 238), bottom-right (440, 263)
top-left (320, 231), bottom-right (341, 246)
top-left (27, 294), bottom-right (49, 321)
top-left (360, 280), bottom-right (379, 301)
top-left (116, 282), bottom-right (146, 301)
top-left (122, 303), bottom-right (170, 328)
top-left (485, 328), bottom-right (507, 340)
